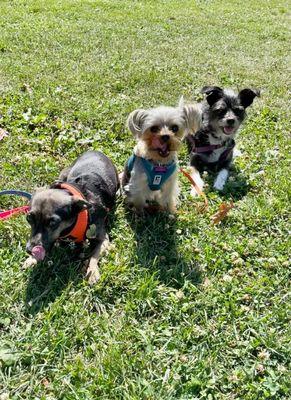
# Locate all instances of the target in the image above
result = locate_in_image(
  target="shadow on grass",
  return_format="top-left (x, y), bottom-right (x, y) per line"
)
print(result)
top-left (206, 165), bottom-right (249, 201)
top-left (223, 165), bottom-right (250, 200)
top-left (24, 245), bottom-right (83, 315)
top-left (125, 209), bottom-right (202, 289)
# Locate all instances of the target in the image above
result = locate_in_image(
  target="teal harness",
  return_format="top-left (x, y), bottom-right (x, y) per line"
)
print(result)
top-left (127, 155), bottom-right (177, 191)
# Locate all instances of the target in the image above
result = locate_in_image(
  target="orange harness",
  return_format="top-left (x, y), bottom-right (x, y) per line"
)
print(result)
top-left (57, 183), bottom-right (89, 243)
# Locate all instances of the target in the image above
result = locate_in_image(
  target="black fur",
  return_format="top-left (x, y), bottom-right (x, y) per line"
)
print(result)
top-left (186, 87), bottom-right (259, 176)
top-left (57, 150), bottom-right (119, 217)
top-left (186, 128), bottom-right (235, 173)
top-left (26, 151), bottom-right (119, 255)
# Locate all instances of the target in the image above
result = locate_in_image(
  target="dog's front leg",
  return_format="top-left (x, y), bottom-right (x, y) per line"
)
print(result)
top-left (190, 167), bottom-right (204, 197)
top-left (22, 256), bottom-right (38, 269)
top-left (85, 234), bottom-right (110, 285)
top-left (159, 172), bottom-right (179, 213)
top-left (213, 168), bottom-right (229, 191)
top-left (131, 197), bottom-right (147, 215)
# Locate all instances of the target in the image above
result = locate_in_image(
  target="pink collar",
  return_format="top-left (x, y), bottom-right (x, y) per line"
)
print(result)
top-left (192, 143), bottom-right (224, 153)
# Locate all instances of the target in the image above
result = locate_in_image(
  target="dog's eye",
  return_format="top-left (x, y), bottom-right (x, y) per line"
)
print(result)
top-left (150, 126), bottom-right (159, 133)
top-left (217, 108), bottom-right (227, 117)
top-left (233, 106), bottom-right (244, 116)
top-left (170, 125), bottom-right (179, 133)
top-left (48, 217), bottom-right (61, 228)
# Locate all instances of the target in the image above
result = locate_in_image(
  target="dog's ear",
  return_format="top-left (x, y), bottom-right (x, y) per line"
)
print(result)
top-left (181, 102), bottom-right (201, 133)
top-left (201, 86), bottom-right (224, 106)
top-left (178, 96), bottom-right (185, 108)
top-left (239, 88), bottom-right (260, 108)
top-left (71, 197), bottom-right (91, 213)
top-left (127, 109), bottom-right (148, 136)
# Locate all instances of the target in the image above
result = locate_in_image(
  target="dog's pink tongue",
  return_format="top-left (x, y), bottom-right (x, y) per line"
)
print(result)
top-left (223, 126), bottom-right (235, 135)
top-left (31, 245), bottom-right (46, 261)
top-left (151, 137), bottom-right (167, 152)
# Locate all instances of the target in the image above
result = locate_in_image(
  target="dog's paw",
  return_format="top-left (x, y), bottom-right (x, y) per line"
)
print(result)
top-left (87, 268), bottom-right (101, 285)
top-left (167, 204), bottom-right (177, 214)
top-left (213, 181), bottom-right (225, 191)
top-left (213, 169), bottom-right (229, 191)
top-left (22, 256), bottom-right (38, 269)
top-left (100, 238), bottom-right (111, 254)
top-left (85, 260), bottom-right (101, 285)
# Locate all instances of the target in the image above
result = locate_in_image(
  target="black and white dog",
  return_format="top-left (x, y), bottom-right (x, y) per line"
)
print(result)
top-left (186, 86), bottom-right (259, 195)
top-left (25, 151), bottom-right (119, 284)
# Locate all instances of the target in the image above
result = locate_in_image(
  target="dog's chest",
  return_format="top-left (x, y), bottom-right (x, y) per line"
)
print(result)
top-left (195, 132), bottom-right (231, 164)
top-left (127, 156), bottom-right (176, 192)
top-left (128, 162), bottom-right (155, 199)
top-left (204, 145), bottom-right (226, 163)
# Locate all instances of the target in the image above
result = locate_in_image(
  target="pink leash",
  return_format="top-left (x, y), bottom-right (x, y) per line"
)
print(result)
top-left (0, 205), bottom-right (30, 220)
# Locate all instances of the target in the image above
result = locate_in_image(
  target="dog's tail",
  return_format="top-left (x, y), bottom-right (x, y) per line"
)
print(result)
top-left (179, 96), bottom-right (202, 135)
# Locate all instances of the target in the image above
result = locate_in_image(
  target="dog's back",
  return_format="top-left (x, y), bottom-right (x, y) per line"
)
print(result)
top-left (65, 151), bottom-right (119, 209)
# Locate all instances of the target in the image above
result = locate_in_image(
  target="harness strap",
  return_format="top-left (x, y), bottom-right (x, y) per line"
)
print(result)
top-left (219, 141), bottom-right (236, 162)
top-left (127, 154), bottom-right (136, 173)
top-left (127, 155), bottom-right (177, 191)
top-left (192, 140), bottom-right (235, 162)
top-left (55, 183), bottom-right (89, 243)
top-left (192, 144), bottom-right (223, 153)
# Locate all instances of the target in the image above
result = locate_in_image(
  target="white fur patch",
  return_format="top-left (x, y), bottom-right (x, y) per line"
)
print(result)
top-left (233, 148), bottom-right (242, 158)
top-left (202, 133), bottom-right (233, 163)
top-left (213, 169), bottom-right (229, 191)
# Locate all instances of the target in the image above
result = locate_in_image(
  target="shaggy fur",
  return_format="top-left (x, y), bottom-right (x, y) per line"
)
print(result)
top-left (185, 86), bottom-right (259, 194)
top-left (122, 103), bottom-right (200, 213)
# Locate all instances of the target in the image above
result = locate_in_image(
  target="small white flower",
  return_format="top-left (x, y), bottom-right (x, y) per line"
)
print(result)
top-left (222, 274), bottom-right (232, 282)
top-left (258, 349), bottom-right (270, 360)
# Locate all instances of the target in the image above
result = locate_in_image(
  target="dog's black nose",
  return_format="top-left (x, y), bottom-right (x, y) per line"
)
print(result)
top-left (161, 135), bottom-right (170, 142)
top-left (226, 118), bottom-right (235, 126)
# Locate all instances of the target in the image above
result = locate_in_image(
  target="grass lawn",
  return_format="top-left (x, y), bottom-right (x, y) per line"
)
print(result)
top-left (0, 0), bottom-right (290, 398)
